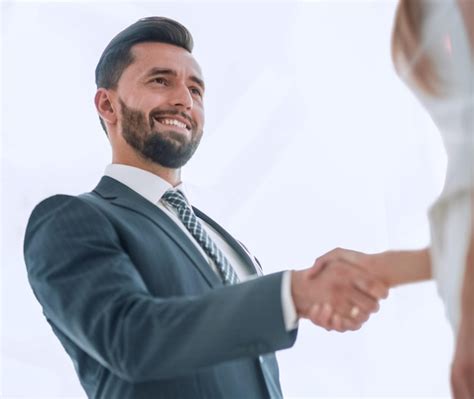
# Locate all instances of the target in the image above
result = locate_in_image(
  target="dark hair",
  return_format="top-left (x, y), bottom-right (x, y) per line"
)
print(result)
top-left (95, 17), bottom-right (194, 134)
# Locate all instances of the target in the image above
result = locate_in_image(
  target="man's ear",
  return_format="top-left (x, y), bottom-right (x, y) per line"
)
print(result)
top-left (95, 88), bottom-right (118, 126)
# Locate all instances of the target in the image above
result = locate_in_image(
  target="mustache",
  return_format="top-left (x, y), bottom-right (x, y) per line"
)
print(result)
top-left (149, 108), bottom-right (196, 130)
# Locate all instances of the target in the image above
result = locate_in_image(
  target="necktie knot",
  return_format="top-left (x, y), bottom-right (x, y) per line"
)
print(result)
top-left (162, 190), bottom-right (188, 210)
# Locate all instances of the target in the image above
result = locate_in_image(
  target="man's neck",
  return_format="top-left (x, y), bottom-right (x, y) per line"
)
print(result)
top-left (111, 155), bottom-right (182, 187)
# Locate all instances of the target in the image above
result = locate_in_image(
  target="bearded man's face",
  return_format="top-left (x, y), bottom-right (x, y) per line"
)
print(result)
top-left (114, 42), bottom-right (205, 168)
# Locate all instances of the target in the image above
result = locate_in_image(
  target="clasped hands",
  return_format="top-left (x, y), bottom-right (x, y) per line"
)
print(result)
top-left (291, 248), bottom-right (388, 332)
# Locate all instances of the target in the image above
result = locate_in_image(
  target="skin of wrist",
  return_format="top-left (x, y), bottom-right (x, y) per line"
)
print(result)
top-left (371, 251), bottom-right (397, 287)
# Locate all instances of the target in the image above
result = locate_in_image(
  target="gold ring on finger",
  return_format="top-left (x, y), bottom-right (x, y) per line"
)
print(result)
top-left (350, 306), bottom-right (360, 319)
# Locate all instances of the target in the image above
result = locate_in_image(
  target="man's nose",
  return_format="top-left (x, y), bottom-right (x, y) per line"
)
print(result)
top-left (169, 83), bottom-right (193, 110)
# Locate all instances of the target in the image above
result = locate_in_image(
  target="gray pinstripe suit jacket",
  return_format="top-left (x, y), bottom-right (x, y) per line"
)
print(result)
top-left (24, 176), bottom-right (297, 399)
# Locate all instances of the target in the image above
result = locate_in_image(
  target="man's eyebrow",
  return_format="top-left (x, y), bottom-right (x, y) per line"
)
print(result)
top-left (190, 76), bottom-right (205, 91)
top-left (145, 67), bottom-right (205, 91)
top-left (145, 67), bottom-right (177, 78)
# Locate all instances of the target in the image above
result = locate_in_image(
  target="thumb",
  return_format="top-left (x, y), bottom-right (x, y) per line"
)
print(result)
top-left (308, 257), bottom-right (327, 278)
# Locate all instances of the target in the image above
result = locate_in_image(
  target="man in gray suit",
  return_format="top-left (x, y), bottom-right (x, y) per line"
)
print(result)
top-left (24, 17), bottom-right (388, 399)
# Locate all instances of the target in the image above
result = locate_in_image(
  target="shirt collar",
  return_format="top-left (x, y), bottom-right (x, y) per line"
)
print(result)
top-left (104, 164), bottom-right (191, 205)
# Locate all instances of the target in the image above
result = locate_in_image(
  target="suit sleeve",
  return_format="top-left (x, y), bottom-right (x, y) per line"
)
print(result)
top-left (23, 195), bottom-right (297, 383)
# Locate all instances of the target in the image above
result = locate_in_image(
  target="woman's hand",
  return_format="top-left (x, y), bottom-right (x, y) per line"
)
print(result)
top-left (314, 247), bottom-right (431, 288)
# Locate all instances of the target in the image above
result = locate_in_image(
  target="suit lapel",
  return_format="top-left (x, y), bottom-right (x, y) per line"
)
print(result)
top-left (91, 176), bottom-right (222, 288)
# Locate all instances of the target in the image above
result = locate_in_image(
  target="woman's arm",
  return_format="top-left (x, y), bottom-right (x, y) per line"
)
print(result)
top-left (461, 198), bottom-right (474, 324)
top-left (310, 247), bottom-right (431, 331)
top-left (371, 248), bottom-right (432, 287)
top-left (451, 195), bottom-right (474, 399)
top-left (314, 247), bottom-right (432, 288)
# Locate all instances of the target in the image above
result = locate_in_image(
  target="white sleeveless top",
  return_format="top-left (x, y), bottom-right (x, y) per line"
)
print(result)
top-left (398, 0), bottom-right (473, 334)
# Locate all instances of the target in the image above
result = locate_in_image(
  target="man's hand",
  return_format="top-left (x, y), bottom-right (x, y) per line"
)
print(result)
top-left (305, 246), bottom-right (432, 331)
top-left (291, 258), bottom-right (388, 332)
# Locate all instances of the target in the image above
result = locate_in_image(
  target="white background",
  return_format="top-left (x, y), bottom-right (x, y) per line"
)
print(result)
top-left (2, 0), bottom-right (454, 397)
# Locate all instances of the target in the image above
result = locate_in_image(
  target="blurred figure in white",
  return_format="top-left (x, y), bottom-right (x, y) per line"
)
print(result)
top-left (310, 0), bottom-right (474, 397)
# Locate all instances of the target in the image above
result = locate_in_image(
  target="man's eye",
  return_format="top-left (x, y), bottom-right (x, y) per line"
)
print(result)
top-left (153, 77), bottom-right (167, 85)
top-left (190, 87), bottom-right (202, 97)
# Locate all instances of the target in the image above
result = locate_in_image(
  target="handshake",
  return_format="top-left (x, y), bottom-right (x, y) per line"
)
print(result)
top-left (289, 243), bottom-right (474, 397)
top-left (291, 248), bottom-right (404, 332)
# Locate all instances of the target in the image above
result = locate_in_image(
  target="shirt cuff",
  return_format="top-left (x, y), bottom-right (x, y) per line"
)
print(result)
top-left (281, 270), bottom-right (299, 331)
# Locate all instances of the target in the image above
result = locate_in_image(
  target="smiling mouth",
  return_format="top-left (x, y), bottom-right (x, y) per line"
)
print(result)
top-left (153, 117), bottom-right (191, 131)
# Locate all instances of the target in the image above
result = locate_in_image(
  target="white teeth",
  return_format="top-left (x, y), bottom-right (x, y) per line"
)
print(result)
top-left (158, 118), bottom-right (187, 129)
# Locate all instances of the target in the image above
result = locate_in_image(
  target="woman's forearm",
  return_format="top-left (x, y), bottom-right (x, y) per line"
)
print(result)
top-left (450, 200), bottom-right (474, 399)
top-left (373, 248), bottom-right (432, 287)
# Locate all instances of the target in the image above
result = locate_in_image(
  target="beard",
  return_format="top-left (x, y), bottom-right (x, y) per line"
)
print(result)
top-left (119, 98), bottom-right (203, 168)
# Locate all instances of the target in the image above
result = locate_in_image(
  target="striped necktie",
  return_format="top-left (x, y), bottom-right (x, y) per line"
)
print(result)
top-left (162, 189), bottom-right (282, 399)
top-left (161, 190), bottom-right (239, 285)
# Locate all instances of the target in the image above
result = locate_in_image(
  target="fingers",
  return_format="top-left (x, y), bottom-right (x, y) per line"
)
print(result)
top-left (308, 282), bottom-right (382, 331)
top-left (323, 293), bottom-right (373, 324)
top-left (302, 256), bottom-right (389, 332)
top-left (347, 287), bottom-right (380, 314)
top-left (309, 303), bottom-right (332, 330)
top-left (327, 259), bottom-right (389, 302)
top-left (328, 287), bottom-right (377, 327)
top-left (331, 313), bottom-right (343, 331)
top-left (330, 313), bottom-right (362, 332)
top-left (308, 261), bottom-right (387, 332)
top-left (319, 303), bottom-right (334, 329)
top-left (309, 303), bottom-right (365, 332)
top-left (340, 316), bottom-right (362, 331)
top-left (337, 303), bottom-right (370, 328)
top-left (331, 286), bottom-right (379, 318)
top-left (314, 247), bottom-right (366, 270)
top-left (314, 248), bottom-right (389, 297)
top-left (325, 258), bottom-right (389, 301)
top-left (354, 274), bottom-right (389, 300)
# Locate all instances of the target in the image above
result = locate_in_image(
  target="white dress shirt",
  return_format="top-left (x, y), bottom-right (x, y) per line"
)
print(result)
top-left (104, 164), bottom-right (298, 331)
